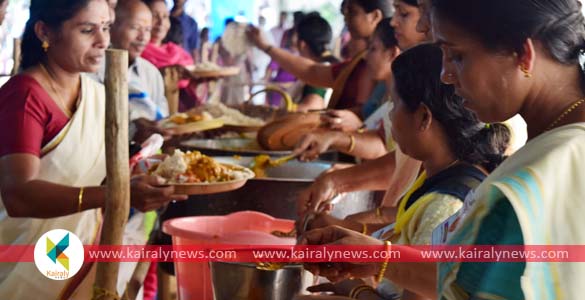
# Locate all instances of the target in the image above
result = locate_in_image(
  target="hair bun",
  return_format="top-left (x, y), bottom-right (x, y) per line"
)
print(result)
top-left (538, 10), bottom-right (584, 35)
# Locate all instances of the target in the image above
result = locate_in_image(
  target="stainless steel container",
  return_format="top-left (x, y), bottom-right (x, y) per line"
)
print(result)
top-left (181, 138), bottom-right (292, 157)
top-left (209, 262), bottom-right (314, 300)
top-left (180, 137), bottom-right (341, 161)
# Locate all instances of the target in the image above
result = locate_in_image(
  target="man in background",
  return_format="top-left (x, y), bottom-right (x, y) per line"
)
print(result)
top-left (0, 0), bottom-right (8, 25)
top-left (270, 11), bottom-right (287, 47)
top-left (91, 0), bottom-right (172, 143)
top-left (171, 0), bottom-right (199, 62)
top-left (250, 15), bottom-right (274, 94)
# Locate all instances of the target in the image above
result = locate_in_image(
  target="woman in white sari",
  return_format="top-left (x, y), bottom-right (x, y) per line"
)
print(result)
top-left (0, 0), bottom-right (186, 299)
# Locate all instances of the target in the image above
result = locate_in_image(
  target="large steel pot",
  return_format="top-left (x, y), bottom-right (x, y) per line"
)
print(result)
top-left (209, 262), bottom-right (314, 300)
top-left (157, 157), bottom-right (377, 275)
top-left (181, 138), bottom-right (292, 157)
top-left (180, 137), bottom-right (339, 161)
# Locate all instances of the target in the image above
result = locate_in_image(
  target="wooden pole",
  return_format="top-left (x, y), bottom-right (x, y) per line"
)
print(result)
top-left (163, 67), bottom-right (179, 115)
top-left (166, 90), bottom-right (179, 115)
top-left (11, 38), bottom-right (21, 76)
top-left (122, 221), bottom-right (158, 300)
top-left (93, 49), bottom-right (130, 300)
top-left (123, 261), bottom-right (151, 300)
top-left (157, 268), bottom-right (176, 300)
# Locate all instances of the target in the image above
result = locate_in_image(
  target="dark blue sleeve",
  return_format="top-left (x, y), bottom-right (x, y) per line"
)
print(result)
top-left (188, 18), bottom-right (199, 51)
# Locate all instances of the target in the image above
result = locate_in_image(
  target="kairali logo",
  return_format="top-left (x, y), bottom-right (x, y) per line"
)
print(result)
top-left (34, 229), bottom-right (84, 280)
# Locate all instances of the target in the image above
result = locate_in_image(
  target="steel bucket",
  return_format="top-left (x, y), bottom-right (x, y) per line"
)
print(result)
top-left (180, 138), bottom-right (339, 161)
top-left (209, 262), bottom-right (314, 300)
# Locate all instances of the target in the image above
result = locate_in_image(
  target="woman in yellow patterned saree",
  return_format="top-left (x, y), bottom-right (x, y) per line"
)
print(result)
top-left (298, 43), bottom-right (510, 300)
top-left (0, 1), bottom-right (186, 299)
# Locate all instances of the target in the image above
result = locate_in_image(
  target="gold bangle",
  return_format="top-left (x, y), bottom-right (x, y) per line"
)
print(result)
top-left (376, 207), bottom-right (382, 217)
top-left (77, 187), bottom-right (84, 213)
top-left (361, 223), bottom-right (368, 235)
top-left (376, 241), bottom-right (391, 283)
top-left (348, 285), bottom-right (374, 299)
top-left (347, 133), bottom-right (356, 153)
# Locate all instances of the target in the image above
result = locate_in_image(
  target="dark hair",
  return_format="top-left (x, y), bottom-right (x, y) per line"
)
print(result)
top-left (200, 27), bottom-right (209, 41)
top-left (399, 0), bottom-right (418, 7)
top-left (163, 16), bottom-right (183, 45)
top-left (293, 11), bottom-right (305, 26)
top-left (282, 11), bottom-right (305, 49)
top-left (431, 0), bottom-right (585, 68)
top-left (352, 0), bottom-right (393, 18)
top-left (141, 0), bottom-right (164, 5)
top-left (296, 12), bottom-right (339, 64)
top-left (392, 43), bottom-right (510, 172)
top-left (374, 17), bottom-right (399, 49)
top-left (21, 0), bottom-right (96, 70)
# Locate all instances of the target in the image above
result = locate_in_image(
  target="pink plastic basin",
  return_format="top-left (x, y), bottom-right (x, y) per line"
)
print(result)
top-left (162, 211), bottom-right (295, 300)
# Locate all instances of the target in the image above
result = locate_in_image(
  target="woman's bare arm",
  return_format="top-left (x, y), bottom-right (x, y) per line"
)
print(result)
top-left (0, 154), bottom-right (106, 218)
top-left (0, 154), bottom-right (186, 218)
top-left (248, 27), bottom-right (336, 88)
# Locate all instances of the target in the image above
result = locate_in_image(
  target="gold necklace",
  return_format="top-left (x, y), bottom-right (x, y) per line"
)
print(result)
top-left (430, 159), bottom-right (459, 177)
top-left (444, 159), bottom-right (460, 170)
top-left (39, 63), bottom-right (73, 117)
top-left (546, 98), bottom-right (585, 131)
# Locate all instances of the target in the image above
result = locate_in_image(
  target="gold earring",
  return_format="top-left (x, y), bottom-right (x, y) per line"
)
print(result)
top-left (42, 40), bottom-right (49, 53)
top-left (521, 66), bottom-right (532, 78)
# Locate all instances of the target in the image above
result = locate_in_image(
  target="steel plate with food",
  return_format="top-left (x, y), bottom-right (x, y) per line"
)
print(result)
top-left (203, 103), bottom-right (266, 132)
top-left (150, 150), bottom-right (254, 195)
top-left (185, 62), bottom-right (240, 78)
top-left (159, 111), bottom-right (224, 135)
